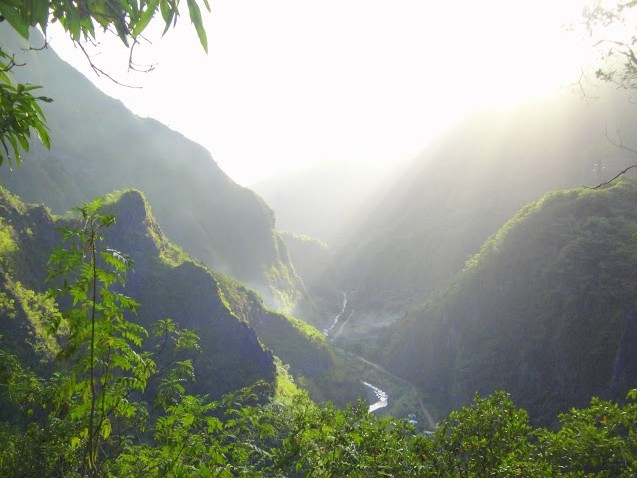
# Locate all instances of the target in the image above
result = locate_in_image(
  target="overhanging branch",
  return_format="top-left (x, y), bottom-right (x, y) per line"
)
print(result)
top-left (583, 127), bottom-right (637, 189)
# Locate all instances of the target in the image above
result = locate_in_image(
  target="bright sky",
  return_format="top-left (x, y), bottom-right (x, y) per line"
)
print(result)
top-left (47, 0), bottom-right (593, 185)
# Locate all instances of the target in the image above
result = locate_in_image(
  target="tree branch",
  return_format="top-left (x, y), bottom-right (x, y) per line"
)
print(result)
top-left (583, 127), bottom-right (637, 189)
top-left (76, 40), bottom-right (142, 89)
top-left (584, 164), bottom-right (637, 189)
top-left (568, 68), bottom-right (600, 101)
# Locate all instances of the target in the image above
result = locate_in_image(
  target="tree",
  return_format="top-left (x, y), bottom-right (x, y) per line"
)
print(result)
top-left (0, 197), bottom-right (201, 477)
top-left (46, 197), bottom-right (152, 476)
top-left (0, 0), bottom-right (210, 165)
top-left (577, 1), bottom-right (637, 187)
top-left (583, 0), bottom-right (637, 91)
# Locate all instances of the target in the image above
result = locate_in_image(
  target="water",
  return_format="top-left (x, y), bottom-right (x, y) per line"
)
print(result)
top-left (322, 291), bottom-right (347, 336)
top-left (324, 293), bottom-right (390, 413)
top-left (363, 381), bottom-right (389, 413)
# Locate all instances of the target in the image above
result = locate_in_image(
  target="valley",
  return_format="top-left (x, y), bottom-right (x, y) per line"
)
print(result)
top-left (2, 2), bottom-right (637, 474)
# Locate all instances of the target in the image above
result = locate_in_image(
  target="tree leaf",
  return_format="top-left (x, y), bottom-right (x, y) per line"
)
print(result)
top-left (131, 0), bottom-right (158, 37)
top-left (0, 4), bottom-right (30, 38)
top-left (186, 0), bottom-right (207, 53)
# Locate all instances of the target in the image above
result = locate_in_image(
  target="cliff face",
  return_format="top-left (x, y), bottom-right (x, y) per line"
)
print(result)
top-left (100, 190), bottom-right (277, 398)
top-left (0, 188), bottom-right (276, 400)
top-left (610, 311), bottom-right (637, 397)
top-left (0, 189), bottom-right (60, 368)
top-left (379, 179), bottom-right (637, 424)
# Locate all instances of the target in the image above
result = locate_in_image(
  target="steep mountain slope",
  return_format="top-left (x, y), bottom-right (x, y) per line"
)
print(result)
top-left (0, 187), bottom-right (277, 399)
top-left (324, 90), bottom-right (637, 335)
top-left (279, 233), bottom-right (331, 287)
top-left (377, 179), bottom-right (637, 424)
top-left (0, 187), bottom-right (365, 405)
top-left (0, 25), bottom-right (301, 310)
top-left (215, 274), bottom-right (365, 405)
top-left (0, 191), bottom-right (60, 370)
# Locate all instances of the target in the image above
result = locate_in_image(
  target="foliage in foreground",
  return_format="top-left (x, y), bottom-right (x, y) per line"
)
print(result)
top-left (0, 0), bottom-right (211, 166)
top-left (0, 199), bottom-right (636, 477)
top-left (2, 362), bottom-right (637, 477)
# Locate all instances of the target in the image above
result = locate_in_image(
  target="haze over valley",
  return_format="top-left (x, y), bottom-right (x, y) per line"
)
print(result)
top-left (2, 1), bottom-right (637, 474)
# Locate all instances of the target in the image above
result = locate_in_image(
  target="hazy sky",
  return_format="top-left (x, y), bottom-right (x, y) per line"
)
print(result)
top-left (48, 0), bottom-right (592, 185)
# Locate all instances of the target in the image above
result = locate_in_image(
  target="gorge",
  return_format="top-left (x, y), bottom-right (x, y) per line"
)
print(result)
top-left (2, 4), bottom-right (637, 473)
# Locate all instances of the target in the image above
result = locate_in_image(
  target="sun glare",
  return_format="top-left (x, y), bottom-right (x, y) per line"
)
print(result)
top-left (47, 0), bottom-right (597, 185)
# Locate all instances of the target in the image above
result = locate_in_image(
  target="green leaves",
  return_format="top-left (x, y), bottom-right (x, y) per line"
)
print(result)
top-left (131, 0), bottom-right (159, 37)
top-left (0, 1), bottom-right (30, 39)
top-left (187, 0), bottom-right (208, 53)
top-left (0, 0), bottom-right (211, 168)
top-left (0, 52), bottom-right (52, 166)
top-left (45, 199), bottom-right (158, 473)
top-left (0, 0), bottom-right (211, 52)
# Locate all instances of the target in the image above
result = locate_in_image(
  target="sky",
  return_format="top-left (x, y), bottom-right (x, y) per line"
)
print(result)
top-left (47, 0), bottom-right (594, 186)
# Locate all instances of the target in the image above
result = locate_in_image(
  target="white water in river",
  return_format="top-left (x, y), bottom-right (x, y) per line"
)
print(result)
top-left (322, 292), bottom-right (390, 413)
top-left (363, 381), bottom-right (389, 413)
top-left (322, 291), bottom-right (347, 336)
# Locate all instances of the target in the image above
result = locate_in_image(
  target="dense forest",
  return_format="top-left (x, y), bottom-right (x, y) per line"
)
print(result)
top-left (376, 179), bottom-right (637, 423)
top-left (1, 189), bottom-right (636, 476)
top-left (1, 0), bottom-right (637, 475)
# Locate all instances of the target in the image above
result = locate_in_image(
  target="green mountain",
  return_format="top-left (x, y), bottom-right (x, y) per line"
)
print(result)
top-left (322, 90), bottom-right (637, 338)
top-left (215, 273), bottom-right (364, 405)
top-left (376, 179), bottom-right (637, 424)
top-left (0, 187), bottom-right (363, 405)
top-left (0, 25), bottom-right (302, 311)
top-left (0, 187), bottom-right (276, 399)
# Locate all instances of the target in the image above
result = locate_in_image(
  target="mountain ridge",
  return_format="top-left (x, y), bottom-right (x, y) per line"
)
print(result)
top-left (320, 90), bottom-right (637, 335)
top-left (376, 179), bottom-right (637, 424)
top-left (0, 25), bottom-right (302, 311)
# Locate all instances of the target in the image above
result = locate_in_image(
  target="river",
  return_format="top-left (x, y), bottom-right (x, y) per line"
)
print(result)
top-left (325, 293), bottom-right (437, 429)
top-left (363, 381), bottom-right (389, 412)
top-left (324, 292), bottom-right (390, 414)
top-left (322, 291), bottom-right (347, 336)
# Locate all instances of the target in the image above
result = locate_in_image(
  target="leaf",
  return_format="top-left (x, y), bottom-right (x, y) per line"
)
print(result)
top-left (101, 417), bottom-right (112, 438)
top-left (186, 0), bottom-right (207, 53)
top-left (117, 23), bottom-right (130, 46)
top-left (34, 120), bottom-right (50, 148)
top-left (159, 0), bottom-right (175, 36)
top-left (33, 0), bottom-right (49, 31)
top-left (182, 412), bottom-right (195, 426)
top-left (0, 4), bottom-right (30, 38)
top-left (62, 1), bottom-right (82, 40)
top-left (131, 0), bottom-right (158, 37)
